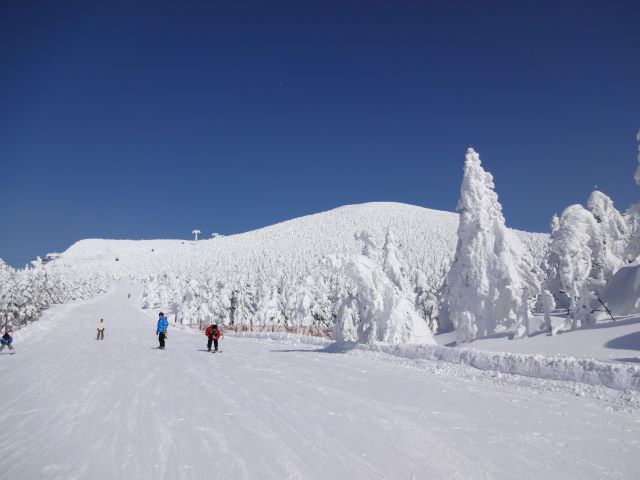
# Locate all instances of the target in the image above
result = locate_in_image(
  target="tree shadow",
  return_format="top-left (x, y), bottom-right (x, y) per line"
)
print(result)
top-left (582, 316), bottom-right (640, 331)
top-left (270, 342), bottom-right (356, 354)
top-left (605, 331), bottom-right (640, 352)
top-left (613, 357), bottom-right (640, 364)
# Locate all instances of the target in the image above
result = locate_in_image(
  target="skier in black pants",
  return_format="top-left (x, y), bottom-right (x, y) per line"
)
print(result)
top-left (156, 312), bottom-right (168, 349)
top-left (205, 323), bottom-right (223, 352)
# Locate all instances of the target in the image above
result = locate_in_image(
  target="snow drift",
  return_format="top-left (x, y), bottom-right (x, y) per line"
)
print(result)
top-left (600, 262), bottom-right (640, 316)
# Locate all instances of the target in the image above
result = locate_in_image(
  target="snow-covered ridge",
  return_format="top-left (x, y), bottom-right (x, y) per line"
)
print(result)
top-left (58, 202), bottom-right (547, 278)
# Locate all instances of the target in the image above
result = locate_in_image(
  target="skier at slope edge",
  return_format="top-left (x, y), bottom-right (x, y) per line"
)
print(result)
top-left (0, 323), bottom-right (15, 354)
top-left (204, 323), bottom-right (223, 352)
top-left (156, 312), bottom-right (168, 349)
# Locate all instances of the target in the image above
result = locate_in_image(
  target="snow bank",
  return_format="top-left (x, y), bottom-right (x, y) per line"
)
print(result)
top-left (361, 343), bottom-right (640, 392)
top-left (229, 332), bottom-right (640, 391)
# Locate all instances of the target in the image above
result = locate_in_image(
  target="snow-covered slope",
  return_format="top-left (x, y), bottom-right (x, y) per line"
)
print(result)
top-left (1, 283), bottom-right (637, 480)
top-left (56, 202), bottom-right (547, 286)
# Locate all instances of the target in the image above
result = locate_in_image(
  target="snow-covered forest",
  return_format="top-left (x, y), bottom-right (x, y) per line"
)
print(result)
top-left (0, 257), bottom-right (109, 328)
top-left (2, 139), bottom-right (639, 347)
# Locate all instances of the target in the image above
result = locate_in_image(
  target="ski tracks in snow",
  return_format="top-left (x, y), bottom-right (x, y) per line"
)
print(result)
top-left (0, 282), bottom-right (638, 479)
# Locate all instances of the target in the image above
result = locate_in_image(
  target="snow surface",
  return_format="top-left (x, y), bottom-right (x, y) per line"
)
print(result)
top-left (1, 282), bottom-right (638, 480)
top-left (448, 313), bottom-right (640, 364)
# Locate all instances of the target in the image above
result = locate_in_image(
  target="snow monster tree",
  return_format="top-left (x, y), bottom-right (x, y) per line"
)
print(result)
top-left (443, 148), bottom-right (540, 343)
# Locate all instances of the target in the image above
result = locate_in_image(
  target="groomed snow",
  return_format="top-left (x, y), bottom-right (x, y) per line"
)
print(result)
top-left (0, 282), bottom-right (638, 480)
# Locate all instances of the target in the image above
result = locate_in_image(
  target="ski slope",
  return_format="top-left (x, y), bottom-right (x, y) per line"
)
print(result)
top-left (1, 283), bottom-right (638, 480)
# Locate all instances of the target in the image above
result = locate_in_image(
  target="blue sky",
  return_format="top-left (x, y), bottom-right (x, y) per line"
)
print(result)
top-left (1, 0), bottom-right (638, 267)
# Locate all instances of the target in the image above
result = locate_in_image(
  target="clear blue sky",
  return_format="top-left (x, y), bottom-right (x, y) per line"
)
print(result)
top-left (1, 0), bottom-right (638, 267)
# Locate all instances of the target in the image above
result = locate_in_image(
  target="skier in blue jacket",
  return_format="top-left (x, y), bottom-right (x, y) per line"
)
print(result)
top-left (156, 312), bottom-right (168, 349)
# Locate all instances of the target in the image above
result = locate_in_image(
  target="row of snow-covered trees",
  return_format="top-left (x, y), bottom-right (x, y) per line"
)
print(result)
top-left (443, 136), bottom-right (640, 343)
top-left (0, 257), bottom-right (110, 328)
top-left (141, 228), bottom-right (444, 344)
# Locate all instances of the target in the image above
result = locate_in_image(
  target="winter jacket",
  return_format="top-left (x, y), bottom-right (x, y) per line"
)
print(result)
top-left (212, 327), bottom-right (222, 340)
top-left (157, 316), bottom-right (168, 334)
top-left (1, 333), bottom-right (12, 345)
top-left (97, 322), bottom-right (105, 331)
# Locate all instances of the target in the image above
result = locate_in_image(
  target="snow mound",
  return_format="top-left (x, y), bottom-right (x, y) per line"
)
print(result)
top-left (600, 262), bottom-right (640, 316)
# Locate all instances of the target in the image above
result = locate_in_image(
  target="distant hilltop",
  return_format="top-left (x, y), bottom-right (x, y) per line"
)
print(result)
top-left (55, 202), bottom-right (548, 280)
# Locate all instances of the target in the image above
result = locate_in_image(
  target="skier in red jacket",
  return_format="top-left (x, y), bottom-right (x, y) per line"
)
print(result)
top-left (204, 323), bottom-right (223, 352)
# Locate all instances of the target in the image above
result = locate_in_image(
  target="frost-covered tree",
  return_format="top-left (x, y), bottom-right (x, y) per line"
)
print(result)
top-left (545, 190), bottom-right (629, 328)
top-left (329, 232), bottom-right (435, 345)
top-left (355, 231), bottom-right (381, 263)
top-left (333, 286), bottom-right (359, 344)
top-left (382, 230), bottom-right (411, 294)
top-left (540, 289), bottom-right (556, 333)
top-left (444, 148), bottom-right (540, 343)
top-left (291, 276), bottom-right (316, 334)
top-left (547, 205), bottom-right (600, 328)
top-left (211, 281), bottom-right (232, 326)
top-left (226, 274), bottom-right (257, 328)
top-left (252, 284), bottom-right (285, 330)
top-left (412, 266), bottom-right (442, 333)
top-left (625, 130), bottom-right (640, 263)
top-left (625, 203), bottom-right (640, 263)
top-left (587, 190), bottom-right (628, 274)
top-left (0, 260), bottom-right (15, 324)
top-left (542, 214), bottom-right (567, 307)
top-left (635, 129), bottom-right (640, 186)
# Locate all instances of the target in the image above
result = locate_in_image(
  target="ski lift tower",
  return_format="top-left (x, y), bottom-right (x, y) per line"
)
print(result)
top-left (192, 229), bottom-right (201, 242)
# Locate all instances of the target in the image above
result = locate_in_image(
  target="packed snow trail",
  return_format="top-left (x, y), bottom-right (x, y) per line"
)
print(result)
top-left (0, 284), bottom-right (638, 480)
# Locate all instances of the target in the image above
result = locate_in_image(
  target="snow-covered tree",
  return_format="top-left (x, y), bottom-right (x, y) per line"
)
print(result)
top-left (635, 129), bottom-right (640, 186)
top-left (328, 232), bottom-right (435, 345)
top-left (540, 289), bottom-right (556, 333)
top-left (625, 203), bottom-right (640, 263)
top-left (444, 148), bottom-right (540, 343)
top-left (586, 190), bottom-right (628, 273)
top-left (382, 230), bottom-right (411, 294)
top-left (291, 276), bottom-right (316, 334)
top-left (545, 189), bottom-right (629, 328)
top-left (625, 130), bottom-right (640, 263)
top-left (252, 284), bottom-right (285, 330)
top-left (333, 286), bottom-right (359, 343)
top-left (354, 231), bottom-right (380, 261)
top-left (227, 275), bottom-right (257, 328)
top-left (547, 204), bottom-right (600, 328)
top-left (412, 266), bottom-right (442, 333)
